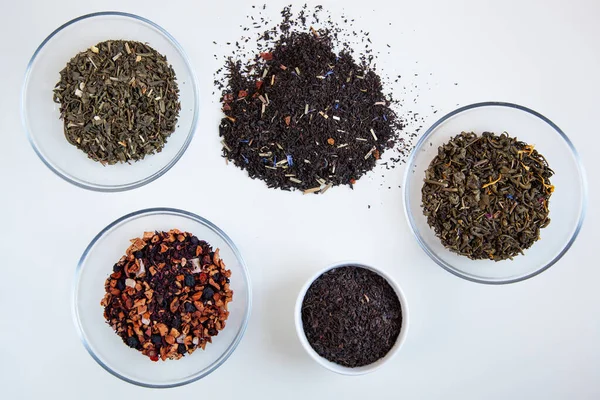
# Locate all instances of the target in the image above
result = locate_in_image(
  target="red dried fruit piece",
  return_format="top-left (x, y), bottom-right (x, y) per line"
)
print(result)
top-left (222, 103), bottom-right (231, 111)
top-left (255, 80), bottom-right (263, 90)
top-left (198, 272), bottom-right (208, 284)
top-left (238, 90), bottom-right (248, 98)
top-left (223, 93), bottom-right (234, 103)
top-left (259, 52), bottom-right (273, 60)
top-left (350, 178), bottom-right (356, 185)
top-left (284, 116), bottom-right (291, 126)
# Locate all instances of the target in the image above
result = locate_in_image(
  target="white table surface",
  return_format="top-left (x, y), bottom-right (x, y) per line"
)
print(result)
top-left (2, 0), bottom-right (599, 398)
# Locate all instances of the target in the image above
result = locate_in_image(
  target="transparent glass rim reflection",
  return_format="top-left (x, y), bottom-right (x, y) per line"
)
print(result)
top-left (21, 11), bottom-right (199, 192)
top-left (403, 101), bottom-right (588, 285)
top-left (72, 208), bottom-right (252, 388)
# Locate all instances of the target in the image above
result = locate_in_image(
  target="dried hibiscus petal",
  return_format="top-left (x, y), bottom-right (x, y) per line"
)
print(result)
top-left (259, 52), bottom-right (273, 60)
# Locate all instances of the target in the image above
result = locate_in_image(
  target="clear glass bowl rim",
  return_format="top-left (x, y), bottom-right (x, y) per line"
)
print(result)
top-left (21, 11), bottom-right (200, 192)
top-left (402, 101), bottom-right (588, 285)
top-left (72, 207), bottom-right (252, 388)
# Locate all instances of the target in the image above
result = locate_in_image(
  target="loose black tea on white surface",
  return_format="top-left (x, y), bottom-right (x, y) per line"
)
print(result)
top-left (301, 266), bottom-right (402, 367)
top-left (215, 5), bottom-right (413, 193)
top-left (53, 40), bottom-right (181, 165)
top-left (421, 131), bottom-right (554, 261)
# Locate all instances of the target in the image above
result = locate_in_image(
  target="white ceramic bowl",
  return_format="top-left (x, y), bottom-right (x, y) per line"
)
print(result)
top-left (22, 12), bottom-right (199, 191)
top-left (294, 262), bottom-right (409, 375)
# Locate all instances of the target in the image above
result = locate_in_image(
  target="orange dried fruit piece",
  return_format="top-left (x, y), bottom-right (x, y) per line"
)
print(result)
top-left (143, 231), bottom-right (154, 240)
top-left (170, 298), bottom-right (180, 313)
top-left (156, 323), bottom-right (168, 336)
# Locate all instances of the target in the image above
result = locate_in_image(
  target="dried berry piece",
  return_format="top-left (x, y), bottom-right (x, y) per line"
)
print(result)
top-left (126, 336), bottom-right (140, 349)
top-left (202, 287), bottom-right (215, 301)
top-left (184, 274), bottom-right (195, 287)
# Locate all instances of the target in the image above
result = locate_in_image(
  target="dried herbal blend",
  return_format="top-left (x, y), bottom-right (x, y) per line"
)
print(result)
top-left (101, 229), bottom-right (233, 361)
top-left (53, 40), bottom-right (180, 165)
top-left (421, 131), bottom-right (554, 261)
top-left (301, 266), bottom-right (402, 367)
top-left (217, 6), bottom-right (408, 194)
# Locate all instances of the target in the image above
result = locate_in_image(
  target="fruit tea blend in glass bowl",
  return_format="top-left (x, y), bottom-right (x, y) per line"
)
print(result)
top-left (22, 12), bottom-right (198, 191)
top-left (404, 102), bottom-right (587, 284)
top-left (101, 229), bottom-right (233, 362)
top-left (295, 262), bottom-right (409, 375)
top-left (73, 208), bottom-right (251, 388)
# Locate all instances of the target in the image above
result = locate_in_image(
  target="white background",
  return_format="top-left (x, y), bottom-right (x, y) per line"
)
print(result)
top-left (1, 0), bottom-right (599, 398)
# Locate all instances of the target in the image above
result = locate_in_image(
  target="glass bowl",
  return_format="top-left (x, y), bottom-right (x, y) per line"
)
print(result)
top-left (404, 102), bottom-right (587, 284)
top-left (21, 12), bottom-right (199, 191)
top-left (294, 262), bottom-right (409, 375)
top-left (72, 208), bottom-right (251, 387)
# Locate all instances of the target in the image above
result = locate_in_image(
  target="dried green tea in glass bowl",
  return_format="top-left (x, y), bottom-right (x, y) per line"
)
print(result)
top-left (53, 40), bottom-right (181, 165)
top-left (421, 131), bottom-right (554, 261)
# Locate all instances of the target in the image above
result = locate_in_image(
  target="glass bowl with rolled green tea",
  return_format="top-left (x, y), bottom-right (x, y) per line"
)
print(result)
top-left (403, 102), bottom-right (586, 284)
top-left (21, 12), bottom-right (198, 191)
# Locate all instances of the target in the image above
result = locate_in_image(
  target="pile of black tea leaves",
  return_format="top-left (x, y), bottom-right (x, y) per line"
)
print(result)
top-left (301, 266), bottom-right (402, 367)
top-left (215, 5), bottom-right (411, 194)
